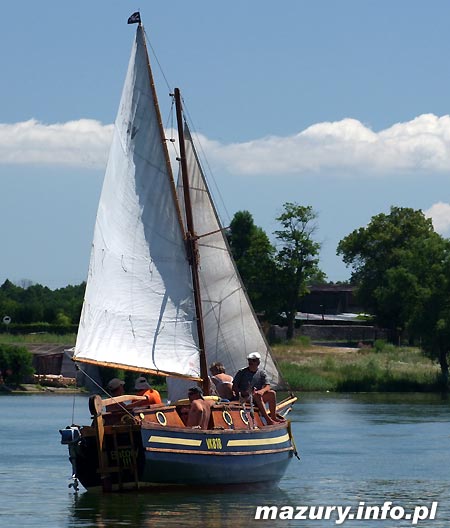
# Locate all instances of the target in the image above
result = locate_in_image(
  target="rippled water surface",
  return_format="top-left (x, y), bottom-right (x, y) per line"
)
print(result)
top-left (1, 393), bottom-right (448, 527)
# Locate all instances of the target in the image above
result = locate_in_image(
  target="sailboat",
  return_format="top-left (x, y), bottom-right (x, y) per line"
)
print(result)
top-left (60, 15), bottom-right (298, 491)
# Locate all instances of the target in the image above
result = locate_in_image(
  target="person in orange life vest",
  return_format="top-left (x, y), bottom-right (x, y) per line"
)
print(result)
top-left (134, 376), bottom-right (162, 404)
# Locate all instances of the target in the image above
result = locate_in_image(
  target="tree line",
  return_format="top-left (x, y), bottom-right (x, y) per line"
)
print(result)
top-left (0, 280), bottom-right (84, 327)
top-left (1, 202), bottom-right (449, 381)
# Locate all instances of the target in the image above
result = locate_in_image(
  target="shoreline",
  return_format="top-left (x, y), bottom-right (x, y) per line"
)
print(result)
top-left (1, 384), bottom-right (84, 395)
top-left (1, 337), bottom-right (446, 394)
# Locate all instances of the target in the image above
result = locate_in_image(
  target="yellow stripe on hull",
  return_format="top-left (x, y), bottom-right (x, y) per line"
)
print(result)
top-left (148, 435), bottom-right (202, 447)
top-left (227, 433), bottom-right (290, 447)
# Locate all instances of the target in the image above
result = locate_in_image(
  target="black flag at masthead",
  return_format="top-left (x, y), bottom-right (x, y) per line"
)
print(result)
top-left (128, 12), bottom-right (141, 25)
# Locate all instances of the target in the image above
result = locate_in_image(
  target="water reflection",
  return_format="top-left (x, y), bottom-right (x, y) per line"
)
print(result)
top-left (68, 476), bottom-right (450, 528)
top-left (69, 486), bottom-right (292, 528)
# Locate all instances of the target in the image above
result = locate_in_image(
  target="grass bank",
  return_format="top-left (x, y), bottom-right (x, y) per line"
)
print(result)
top-left (0, 333), bottom-right (76, 345)
top-left (275, 337), bottom-right (443, 392)
top-left (1, 333), bottom-right (444, 393)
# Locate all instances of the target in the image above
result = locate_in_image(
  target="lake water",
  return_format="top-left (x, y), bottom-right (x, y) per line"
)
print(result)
top-left (1, 393), bottom-right (449, 527)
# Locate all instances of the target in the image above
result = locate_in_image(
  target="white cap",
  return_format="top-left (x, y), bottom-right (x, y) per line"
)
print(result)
top-left (247, 352), bottom-right (261, 360)
top-left (107, 378), bottom-right (124, 391)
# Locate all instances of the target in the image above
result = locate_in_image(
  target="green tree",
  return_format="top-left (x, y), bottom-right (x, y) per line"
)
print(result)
top-left (55, 311), bottom-right (72, 326)
top-left (274, 203), bottom-right (323, 339)
top-left (337, 208), bottom-right (432, 326)
top-left (403, 236), bottom-right (450, 381)
top-left (337, 206), bottom-right (450, 380)
top-left (0, 279), bottom-right (85, 326)
top-left (228, 211), bottom-right (256, 262)
top-left (228, 211), bottom-right (277, 316)
top-left (0, 344), bottom-right (34, 386)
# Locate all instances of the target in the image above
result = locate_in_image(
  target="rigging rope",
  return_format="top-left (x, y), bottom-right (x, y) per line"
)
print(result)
top-left (71, 391), bottom-right (76, 425)
top-left (181, 99), bottom-right (233, 227)
top-left (143, 27), bottom-right (172, 93)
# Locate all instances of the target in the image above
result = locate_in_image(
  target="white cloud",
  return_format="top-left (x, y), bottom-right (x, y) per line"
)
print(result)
top-left (424, 202), bottom-right (450, 235)
top-left (212, 114), bottom-right (450, 175)
top-left (2, 113), bottom-right (450, 175)
top-left (0, 119), bottom-right (113, 169)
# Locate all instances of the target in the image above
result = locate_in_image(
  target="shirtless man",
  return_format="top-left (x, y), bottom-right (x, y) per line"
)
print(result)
top-left (186, 386), bottom-right (213, 429)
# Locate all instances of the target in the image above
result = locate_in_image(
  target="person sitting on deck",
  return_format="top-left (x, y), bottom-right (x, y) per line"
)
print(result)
top-left (105, 378), bottom-right (125, 411)
top-left (209, 362), bottom-right (234, 400)
top-left (134, 376), bottom-right (162, 405)
top-left (232, 352), bottom-right (284, 426)
top-left (177, 405), bottom-right (190, 426)
top-left (186, 386), bottom-right (213, 429)
top-left (107, 377), bottom-right (125, 396)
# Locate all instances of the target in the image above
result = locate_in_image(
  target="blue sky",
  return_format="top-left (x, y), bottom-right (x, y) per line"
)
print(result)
top-left (2, 1), bottom-right (450, 289)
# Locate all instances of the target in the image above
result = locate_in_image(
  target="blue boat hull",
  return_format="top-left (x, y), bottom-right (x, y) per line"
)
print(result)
top-left (141, 424), bottom-right (294, 485)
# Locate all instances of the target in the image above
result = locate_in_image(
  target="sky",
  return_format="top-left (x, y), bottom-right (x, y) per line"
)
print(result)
top-left (2, 1), bottom-right (450, 289)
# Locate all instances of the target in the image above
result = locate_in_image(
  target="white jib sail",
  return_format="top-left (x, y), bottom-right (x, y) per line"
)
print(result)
top-left (182, 126), bottom-right (281, 387)
top-left (74, 27), bottom-right (200, 379)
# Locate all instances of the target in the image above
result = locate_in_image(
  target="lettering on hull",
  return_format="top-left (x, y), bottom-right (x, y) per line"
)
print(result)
top-left (206, 438), bottom-right (223, 450)
top-left (110, 449), bottom-right (139, 467)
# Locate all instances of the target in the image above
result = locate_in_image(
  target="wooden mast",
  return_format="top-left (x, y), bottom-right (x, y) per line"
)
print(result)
top-left (174, 88), bottom-right (209, 395)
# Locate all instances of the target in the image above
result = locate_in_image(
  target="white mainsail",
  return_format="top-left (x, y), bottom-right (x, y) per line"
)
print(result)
top-left (74, 27), bottom-right (200, 379)
top-left (182, 126), bottom-right (281, 386)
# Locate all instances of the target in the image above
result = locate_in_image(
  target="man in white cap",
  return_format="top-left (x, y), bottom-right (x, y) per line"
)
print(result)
top-left (232, 352), bottom-right (283, 425)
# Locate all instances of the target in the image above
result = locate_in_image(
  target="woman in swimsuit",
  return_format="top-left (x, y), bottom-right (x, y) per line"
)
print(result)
top-left (209, 362), bottom-right (234, 400)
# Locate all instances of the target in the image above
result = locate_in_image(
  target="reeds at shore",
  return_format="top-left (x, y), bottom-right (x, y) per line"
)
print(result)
top-left (275, 337), bottom-right (444, 392)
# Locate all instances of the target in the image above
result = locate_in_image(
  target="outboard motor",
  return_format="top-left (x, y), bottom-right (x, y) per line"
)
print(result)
top-left (60, 426), bottom-right (81, 444)
top-left (59, 426), bottom-right (82, 492)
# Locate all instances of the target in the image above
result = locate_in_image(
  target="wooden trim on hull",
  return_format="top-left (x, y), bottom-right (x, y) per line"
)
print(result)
top-left (141, 424), bottom-right (292, 447)
top-left (145, 431), bottom-right (290, 444)
top-left (146, 446), bottom-right (294, 456)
